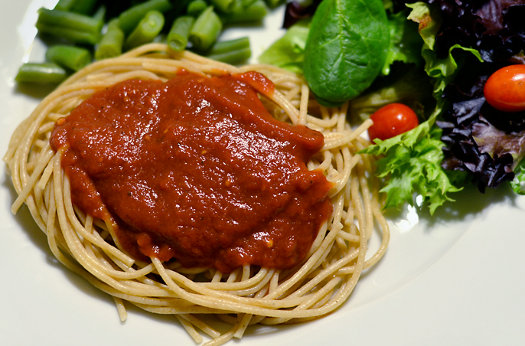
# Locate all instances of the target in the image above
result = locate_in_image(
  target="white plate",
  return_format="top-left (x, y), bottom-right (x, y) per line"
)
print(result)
top-left (1, 1), bottom-right (525, 345)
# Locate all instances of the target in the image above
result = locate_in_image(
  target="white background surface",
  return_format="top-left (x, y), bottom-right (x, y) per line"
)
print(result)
top-left (1, 1), bottom-right (525, 345)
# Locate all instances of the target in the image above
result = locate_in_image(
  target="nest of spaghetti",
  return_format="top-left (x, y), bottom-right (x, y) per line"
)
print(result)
top-left (5, 43), bottom-right (389, 345)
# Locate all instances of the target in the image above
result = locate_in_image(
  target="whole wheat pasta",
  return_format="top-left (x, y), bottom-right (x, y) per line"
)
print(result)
top-left (4, 43), bottom-right (389, 345)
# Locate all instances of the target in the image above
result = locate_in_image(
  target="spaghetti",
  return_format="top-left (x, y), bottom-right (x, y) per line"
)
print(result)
top-left (5, 43), bottom-right (390, 345)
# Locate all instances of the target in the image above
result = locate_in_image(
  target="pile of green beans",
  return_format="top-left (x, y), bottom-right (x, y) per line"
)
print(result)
top-left (16, 0), bottom-right (283, 85)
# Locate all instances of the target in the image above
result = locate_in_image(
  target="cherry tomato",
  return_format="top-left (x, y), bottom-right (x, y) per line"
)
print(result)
top-left (367, 103), bottom-right (419, 141)
top-left (484, 64), bottom-right (525, 112)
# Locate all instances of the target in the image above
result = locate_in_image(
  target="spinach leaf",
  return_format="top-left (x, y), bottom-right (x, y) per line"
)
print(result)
top-left (303, 0), bottom-right (390, 106)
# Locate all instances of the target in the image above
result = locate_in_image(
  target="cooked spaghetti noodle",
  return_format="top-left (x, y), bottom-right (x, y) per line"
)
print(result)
top-left (5, 43), bottom-right (389, 345)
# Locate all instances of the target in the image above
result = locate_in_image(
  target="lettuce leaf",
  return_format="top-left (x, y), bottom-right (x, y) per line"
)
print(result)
top-left (406, 2), bottom-right (483, 99)
top-left (362, 116), bottom-right (462, 214)
top-left (417, 0), bottom-right (525, 63)
top-left (381, 10), bottom-right (422, 75)
top-left (258, 21), bottom-right (310, 74)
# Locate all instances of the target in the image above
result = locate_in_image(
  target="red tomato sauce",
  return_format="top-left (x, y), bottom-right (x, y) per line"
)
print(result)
top-left (50, 71), bottom-right (332, 273)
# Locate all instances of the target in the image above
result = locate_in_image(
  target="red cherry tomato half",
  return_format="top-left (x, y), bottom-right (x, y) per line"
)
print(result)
top-left (484, 64), bottom-right (525, 112)
top-left (367, 103), bottom-right (419, 141)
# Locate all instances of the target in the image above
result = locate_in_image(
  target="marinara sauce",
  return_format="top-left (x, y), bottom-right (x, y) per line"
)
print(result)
top-left (50, 71), bottom-right (332, 273)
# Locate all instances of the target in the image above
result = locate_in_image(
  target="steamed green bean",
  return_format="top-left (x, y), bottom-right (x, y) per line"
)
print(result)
top-left (167, 16), bottom-right (195, 52)
top-left (95, 19), bottom-right (125, 60)
top-left (117, 0), bottom-right (172, 34)
top-left (15, 63), bottom-right (68, 84)
top-left (45, 45), bottom-right (92, 71)
top-left (189, 6), bottom-right (222, 52)
top-left (125, 10), bottom-right (165, 50)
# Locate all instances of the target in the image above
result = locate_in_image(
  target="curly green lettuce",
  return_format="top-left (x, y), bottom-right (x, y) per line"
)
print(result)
top-left (362, 119), bottom-right (462, 214)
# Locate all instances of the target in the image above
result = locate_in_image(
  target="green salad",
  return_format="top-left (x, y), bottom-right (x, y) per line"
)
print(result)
top-left (260, 0), bottom-right (525, 214)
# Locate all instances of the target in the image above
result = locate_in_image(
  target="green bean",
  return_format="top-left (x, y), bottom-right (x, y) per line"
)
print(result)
top-left (206, 37), bottom-right (251, 64)
top-left (224, 0), bottom-right (267, 23)
top-left (208, 36), bottom-right (250, 55)
top-left (189, 6), bottom-right (222, 52)
top-left (15, 63), bottom-right (68, 84)
top-left (167, 16), bottom-right (194, 52)
top-left (187, 0), bottom-right (207, 16)
top-left (95, 19), bottom-right (125, 60)
top-left (93, 5), bottom-right (106, 22)
top-left (70, 0), bottom-right (99, 15)
top-left (117, 0), bottom-right (172, 34)
top-left (210, 0), bottom-right (235, 13)
top-left (207, 47), bottom-right (251, 64)
top-left (45, 45), bottom-right (92, 71)
top-left (36, 8), bottom-right (102, 44)
top-left (37, 8), bottom-right (102, 34)
top-left (54, 0), bottom-right (98, 14)
top-left (54, 0), bottom-right (75, 11)
top-left (35, 23), bottom-right (100, 45)
top-left (125, 10), bottom-right (165, 50)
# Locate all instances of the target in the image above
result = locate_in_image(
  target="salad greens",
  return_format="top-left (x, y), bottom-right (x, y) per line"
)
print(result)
top-left (405, 3), bottom-right (483, 101)
top-left (361, 1), bottom-right (487, 214)
top-left (381, 8), bottom-right (421, 75)
top-left (428, 0), bottom-right (525, 192)
top-left (260, 0), bottom-right (525, 214)
top-left (261, 0), bottom-right (464, 213)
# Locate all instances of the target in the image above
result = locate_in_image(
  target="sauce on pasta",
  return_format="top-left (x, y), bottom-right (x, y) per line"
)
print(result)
top-left (50, 70), bottom-right (332, 272)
